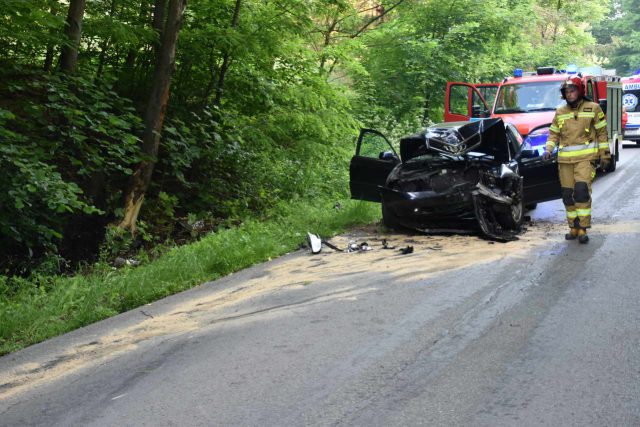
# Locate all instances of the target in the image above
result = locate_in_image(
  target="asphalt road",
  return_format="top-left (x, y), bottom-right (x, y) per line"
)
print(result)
top-left (2, 144), bottom-right (640, 427)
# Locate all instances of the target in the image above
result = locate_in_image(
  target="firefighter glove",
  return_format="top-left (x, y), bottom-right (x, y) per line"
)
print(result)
top-left (600, 156), bottom-right (610, 171)
top-left (541, 151), bottom-right (552, 161)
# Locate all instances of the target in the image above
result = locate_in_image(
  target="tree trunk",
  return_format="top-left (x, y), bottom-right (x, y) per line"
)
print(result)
top-left (153, 0), bottom-right (167, 36)
top-left (421, 92), bottom-right (431, 126)
top-left (44, 4), bottom-right (59, 72)
top-left (213, 0), bottom-right (242, 106)
top-left (60, 0), bottom-right (87, 73)
top-left (95, 39), bottom-right (111, 80)
top-left (44, 46), bottom-right (55, 72)
top-left (118, 0), bottom-right (188, 232)
top-left (318, 19), bottom-right (337, 73)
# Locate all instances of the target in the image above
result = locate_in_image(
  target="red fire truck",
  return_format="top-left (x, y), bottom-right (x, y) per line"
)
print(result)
top-left (444, 67), bottom-right (623, 172)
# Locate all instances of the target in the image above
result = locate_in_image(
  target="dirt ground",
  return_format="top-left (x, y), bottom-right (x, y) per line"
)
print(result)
top-left (0, 220), bottom-right (567, 400)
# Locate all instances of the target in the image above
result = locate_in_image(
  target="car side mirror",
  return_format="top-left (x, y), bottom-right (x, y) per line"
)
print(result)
top-left (379, 151), bottom-right (399, 162)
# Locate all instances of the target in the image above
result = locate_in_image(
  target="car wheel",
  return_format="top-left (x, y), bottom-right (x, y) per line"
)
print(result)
top-left (496, 185), bottom-right (524, 230)
top-left (381, 204), bottom-right (400, 229)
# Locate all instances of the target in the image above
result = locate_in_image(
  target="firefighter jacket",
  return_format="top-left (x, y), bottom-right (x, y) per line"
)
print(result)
top-left (545, 99), bottom-right (609, 164)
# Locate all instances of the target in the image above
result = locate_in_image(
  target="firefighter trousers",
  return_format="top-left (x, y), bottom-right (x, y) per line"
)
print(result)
top-left (558, 160), bottom-right (596, 229)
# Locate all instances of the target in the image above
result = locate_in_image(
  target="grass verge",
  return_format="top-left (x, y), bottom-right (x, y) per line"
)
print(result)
top-left (0, 199), bottom-right (380, 355)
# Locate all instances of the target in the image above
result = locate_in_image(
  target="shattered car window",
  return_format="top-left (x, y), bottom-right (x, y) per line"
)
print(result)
top-left (401, 119), bottom-right (511, 163)
top-left (358, 132), bottom-right (396, 158)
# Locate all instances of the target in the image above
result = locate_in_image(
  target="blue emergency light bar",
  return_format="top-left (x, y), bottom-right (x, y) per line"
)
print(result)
top-left (566, 64), bottom-right (578, 74)
top-left (514, 68), bottom-right (523, 78)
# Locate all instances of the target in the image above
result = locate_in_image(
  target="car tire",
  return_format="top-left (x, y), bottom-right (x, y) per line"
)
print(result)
top-left (381, 204), bottom-right (400, 229)
top-left (496, 184), bottom-right (524, 230)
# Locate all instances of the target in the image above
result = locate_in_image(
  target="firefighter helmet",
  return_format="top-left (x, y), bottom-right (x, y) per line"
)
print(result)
top-left (560, 76), bottom-right (584, 99)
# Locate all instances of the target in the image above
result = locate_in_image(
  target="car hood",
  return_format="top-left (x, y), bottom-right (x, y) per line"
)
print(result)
top-left (400, 118), bottom-right (510, 163)
top-left (492, 111), bottom-right (555, 137)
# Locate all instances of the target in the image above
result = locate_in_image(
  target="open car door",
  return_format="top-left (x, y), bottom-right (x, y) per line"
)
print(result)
top-left (349, 129), bottom-right (400, 203)
top-left (514, 124), bottom-right (561, 204)
top-left (445, 82), bottom-right (497, 122)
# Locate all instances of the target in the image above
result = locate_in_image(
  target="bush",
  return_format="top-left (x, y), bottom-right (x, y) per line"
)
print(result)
top-left (0, 65), bottom-right (142, 274)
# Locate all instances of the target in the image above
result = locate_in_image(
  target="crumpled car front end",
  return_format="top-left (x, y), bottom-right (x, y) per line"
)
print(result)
top-left (381, 119), bottom-right (524, 241)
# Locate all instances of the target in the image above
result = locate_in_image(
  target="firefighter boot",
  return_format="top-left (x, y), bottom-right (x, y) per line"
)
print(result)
top-left (565, 228), bottom-right (579, 240)
top-left (578, 228), bottom-right (589, 244)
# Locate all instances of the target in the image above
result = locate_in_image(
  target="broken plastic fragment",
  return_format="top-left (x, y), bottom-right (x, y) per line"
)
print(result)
top-left (399, 245), bottom-right (414, 255)
top-left (359, 242), bottom-right (372, 251)
top-left (347, 240), bottom-right (359, 252)
top-left (307, 232), bottom-right (322, 254)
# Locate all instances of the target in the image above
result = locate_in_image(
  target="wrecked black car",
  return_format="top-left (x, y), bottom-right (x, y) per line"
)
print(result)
top-left (349, 118), bottom-right (561, 241)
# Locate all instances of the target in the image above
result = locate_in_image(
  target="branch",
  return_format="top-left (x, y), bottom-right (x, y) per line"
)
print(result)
top-left (350, 0), bottom-right (408, 39)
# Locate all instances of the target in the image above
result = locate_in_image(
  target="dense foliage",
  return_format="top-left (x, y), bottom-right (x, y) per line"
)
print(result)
top-left (0, 0), bottom-right (635, 277)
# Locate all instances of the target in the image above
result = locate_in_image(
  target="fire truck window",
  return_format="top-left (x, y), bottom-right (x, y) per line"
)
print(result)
top-left (587, 82), bottom-right (594, 100)
top-left (471, 89), bottom-right (491, 117)
top-left (478, 86), bottom-right (498, 109)
top-left (449, 85), bottom-right (470, 116)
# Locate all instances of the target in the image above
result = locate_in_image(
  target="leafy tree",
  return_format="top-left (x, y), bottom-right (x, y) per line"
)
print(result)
top-left (597, 0), bottom-right (640, 74)
top-left (119, 0), bottom-right (188, 232)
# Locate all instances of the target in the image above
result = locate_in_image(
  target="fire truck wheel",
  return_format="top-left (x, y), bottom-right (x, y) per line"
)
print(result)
top-left (606, 146), bottom-right (617, 173)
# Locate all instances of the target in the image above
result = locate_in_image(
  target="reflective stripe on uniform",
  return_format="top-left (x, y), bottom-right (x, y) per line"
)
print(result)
top-left (567, 211), bottom-right (578, 219)
top-left (558, 148), bottom-right (598, 159)
top-left (550, 125), bottom-right (560, 133)
top-left (598, 112), bottom-right (605, 119)
top-left (576, 208), bottom-right (591, 216)
top-left (557, 142), bottom-right (598, 158)
top-left (558, 113), bottom-right (574, 120)
top-left (558, 148), bottom-right (598, 158)
top-left (595, 121), bottom-right (607, 129)
top-left (598, 142), bottom-right (609, 149)
top-left (578, 112), bottom-right (595, 118)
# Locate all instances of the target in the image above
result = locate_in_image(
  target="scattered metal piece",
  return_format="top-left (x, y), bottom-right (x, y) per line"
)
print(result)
top-left (323, 240), bottom-right (343, 252)
top-left (399, 245), bottom-right (414, 255)
top-left (381, 239), bottom-right (396, 249)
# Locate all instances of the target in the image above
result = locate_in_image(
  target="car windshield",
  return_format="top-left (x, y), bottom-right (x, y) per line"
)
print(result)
top-left (494, 81), bottom-right (564, 114)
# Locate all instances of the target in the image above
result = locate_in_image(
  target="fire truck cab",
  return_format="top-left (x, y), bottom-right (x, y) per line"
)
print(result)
top-left (445, 67), bottom-right (623, 172)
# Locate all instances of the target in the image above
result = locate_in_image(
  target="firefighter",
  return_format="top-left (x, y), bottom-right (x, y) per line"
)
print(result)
top-left (541, 76), bottom-right (610, 243)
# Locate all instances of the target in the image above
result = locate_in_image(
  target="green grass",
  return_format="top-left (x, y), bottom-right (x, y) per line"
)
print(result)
top-left (0, 199), bottom-right (381, 355)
